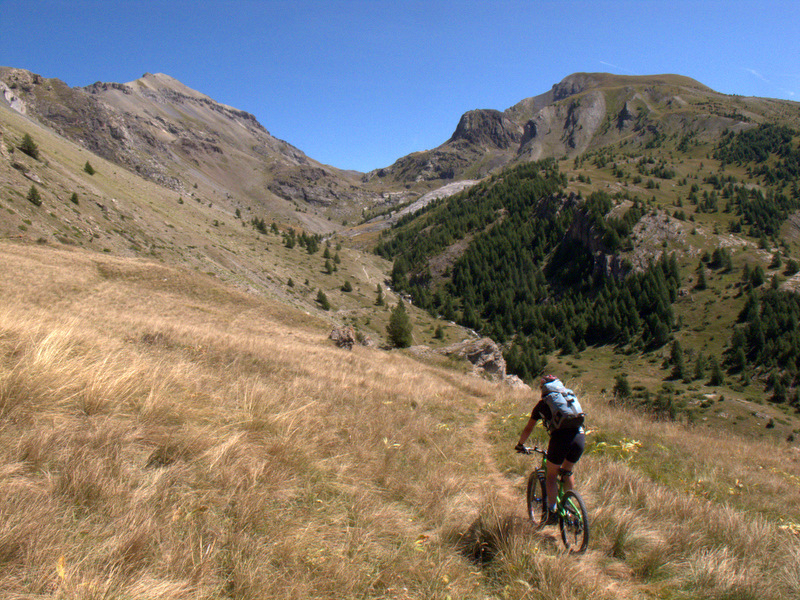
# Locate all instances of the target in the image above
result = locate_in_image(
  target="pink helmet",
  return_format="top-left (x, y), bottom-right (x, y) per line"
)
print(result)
top-left (541, 374), bottom-right (558, 386)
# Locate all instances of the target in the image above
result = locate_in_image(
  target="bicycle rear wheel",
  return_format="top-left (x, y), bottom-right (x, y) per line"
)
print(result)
top-left (559, 490), bottom-right (589, 553)
top-left (526, 470), bottom-right (547, 528)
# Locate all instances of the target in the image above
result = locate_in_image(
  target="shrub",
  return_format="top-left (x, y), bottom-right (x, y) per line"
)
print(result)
top-left (69, 192), bottom-right (79, 205)
top-left (84, 161), bottom-right (95, 175)
top-left (613, 373), bottom-right (632, 400)
top-left (341, 280), bottom-right (353, 292)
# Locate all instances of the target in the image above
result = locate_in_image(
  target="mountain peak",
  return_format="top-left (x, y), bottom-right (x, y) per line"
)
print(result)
top-left (124, 72), bottom-right (215, 102)
top-left (552, 72), bottom-right (712, 100)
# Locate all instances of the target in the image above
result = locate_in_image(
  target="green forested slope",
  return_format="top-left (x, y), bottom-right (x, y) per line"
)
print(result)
top-left (376, 127), bottom-right (800, 435)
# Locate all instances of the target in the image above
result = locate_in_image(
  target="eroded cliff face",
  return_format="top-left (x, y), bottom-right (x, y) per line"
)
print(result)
top-left (448, 109), bottom-right (524, 149)
top-left (518, 89), bottom-right (607, 159)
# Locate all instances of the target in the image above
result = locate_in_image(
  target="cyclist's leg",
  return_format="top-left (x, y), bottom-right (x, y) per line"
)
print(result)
top-left (545, 432), bottom-right (570, 510)
top-left (560, 460), bottom-right (576, 492)
top-left (545, 460), bottom-right (561, 508)
top-left (560, 431), bottom-right (586, 492)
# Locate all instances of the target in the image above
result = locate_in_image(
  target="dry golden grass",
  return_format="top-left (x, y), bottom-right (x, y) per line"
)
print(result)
top-left (1, 239), bottom-right (799, 600)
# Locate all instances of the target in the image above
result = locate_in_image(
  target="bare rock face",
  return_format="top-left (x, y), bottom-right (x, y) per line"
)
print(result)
top-left (449, 109), bottom-right (524, 150)
top-left (504, 374), bottom-right (530, 389)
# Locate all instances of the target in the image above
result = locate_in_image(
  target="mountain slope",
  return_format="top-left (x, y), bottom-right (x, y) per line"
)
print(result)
top-left (376, 142), bottom-right (800, 440)
top-left (0, 68), bottom-right (380, 231)
top-left (4, 64), bottom-right (800, 437)
top-left (368, 72), bottom-right (800, 187)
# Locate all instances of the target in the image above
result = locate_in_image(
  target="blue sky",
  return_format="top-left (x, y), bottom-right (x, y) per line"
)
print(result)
top-left (2, 1), bottom-right (799, 172)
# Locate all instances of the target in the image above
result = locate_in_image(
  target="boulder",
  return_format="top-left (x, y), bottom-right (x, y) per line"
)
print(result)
top-left (439, 337), bottom-right (507, 379)
top-left (438, 338), bottom-right (531, 389)
top-left (329, 326), bottom-right (357, 350)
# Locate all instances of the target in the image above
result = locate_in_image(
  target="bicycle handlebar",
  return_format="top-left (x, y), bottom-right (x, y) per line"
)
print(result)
top-left (519, 445), bottom-right (547, 457)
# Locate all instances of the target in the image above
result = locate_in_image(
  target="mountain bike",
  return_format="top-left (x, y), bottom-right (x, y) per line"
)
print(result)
top-left (521, 445), bottom-right (589, 553)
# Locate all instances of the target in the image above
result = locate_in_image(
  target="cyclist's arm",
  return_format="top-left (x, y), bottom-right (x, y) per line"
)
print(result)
top-left (517, 416), bottom-right (538, 446)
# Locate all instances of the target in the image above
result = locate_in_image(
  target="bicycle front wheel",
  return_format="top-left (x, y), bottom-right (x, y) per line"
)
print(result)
top-left (526, 470), bottom-right (547, 528)
top-left (559, 490), bottom-right (589, 553)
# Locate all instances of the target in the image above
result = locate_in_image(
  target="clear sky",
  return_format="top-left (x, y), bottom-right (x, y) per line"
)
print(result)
top-left (2, 1), bottom-right (799, 172)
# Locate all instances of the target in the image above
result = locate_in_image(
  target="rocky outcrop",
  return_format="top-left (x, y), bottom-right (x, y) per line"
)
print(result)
top-left (617, 100), bottom-right (635, 129)
top-left (329, 326), bottom-right (374, 349)
top-left (449, 109), bottom-right (524, 150)
top-left (437, 337), bottom-right (528, 388)
top-left (330, 326), bottom-right (357, 350)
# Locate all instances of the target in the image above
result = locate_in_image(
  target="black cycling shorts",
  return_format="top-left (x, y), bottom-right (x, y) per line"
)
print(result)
top-left (546, 428), bottom-right (585, 465)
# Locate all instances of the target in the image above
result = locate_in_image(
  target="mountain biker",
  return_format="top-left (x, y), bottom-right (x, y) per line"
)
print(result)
top-left (515, 375), bottom-right (585, 525)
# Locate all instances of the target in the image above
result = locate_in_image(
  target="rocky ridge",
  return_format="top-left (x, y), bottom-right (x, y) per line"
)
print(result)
top-left (0, 68), bottom-right (380, 232)
top-left (369, 72), bottom-right (800, 186)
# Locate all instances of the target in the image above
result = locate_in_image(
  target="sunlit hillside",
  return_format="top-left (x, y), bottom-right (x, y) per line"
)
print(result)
top-left (1, 240), bottom-right (798, 599)
top-left (0, 100), bottom-right (467, 351)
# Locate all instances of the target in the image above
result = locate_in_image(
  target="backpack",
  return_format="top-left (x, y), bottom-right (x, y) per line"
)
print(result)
top-left (542, 379), bottom-right (585, 431)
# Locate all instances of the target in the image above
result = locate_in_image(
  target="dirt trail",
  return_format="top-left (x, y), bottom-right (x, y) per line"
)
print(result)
top-left (467, 397), bottom-right (650, 599)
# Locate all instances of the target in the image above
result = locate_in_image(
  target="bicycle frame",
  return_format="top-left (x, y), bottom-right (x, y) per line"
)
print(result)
top-left (531, 447), bottom-right (567, 513)
top-left (522, 445), bottom-right (589, 553)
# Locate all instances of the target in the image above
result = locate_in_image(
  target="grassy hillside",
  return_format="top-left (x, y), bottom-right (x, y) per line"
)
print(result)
top-left (1, 240), bottom-right (798, 599)
top-left (0, 101), bottom-right (465, 350)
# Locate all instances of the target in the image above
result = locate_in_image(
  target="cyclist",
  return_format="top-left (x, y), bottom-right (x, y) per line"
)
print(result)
top-left (515, 375), bottom-right (585, 525)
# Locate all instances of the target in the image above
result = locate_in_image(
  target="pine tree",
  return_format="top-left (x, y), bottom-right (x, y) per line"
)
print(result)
top-left (693, 353), bottom-right (705, 381)
top-left (613, 373), bottom-right (632, 401)
top-left (316, 289), bottom-right (330, 311)
top-left (27, 185), bottom-right (42, 206)
top-left (669, 341), bottom-right (685, 380)
top-left (695, 264), bottom-right (707, 290)
top-left (19, 133), bottom-right (39, 159)
top-left (709, 356), bottom-right (724, 385)
top-left (375, 284), bottom-right (385, 306)
top-left (387, 300), bottom-right (413, 348)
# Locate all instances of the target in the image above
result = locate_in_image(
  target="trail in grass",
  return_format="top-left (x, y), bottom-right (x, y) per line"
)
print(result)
top-left (466, 394), bottom-right (650, 599)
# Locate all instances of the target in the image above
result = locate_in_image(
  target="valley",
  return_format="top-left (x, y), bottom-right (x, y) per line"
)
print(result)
top-left (1, 65), bottom-right (800, 598)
